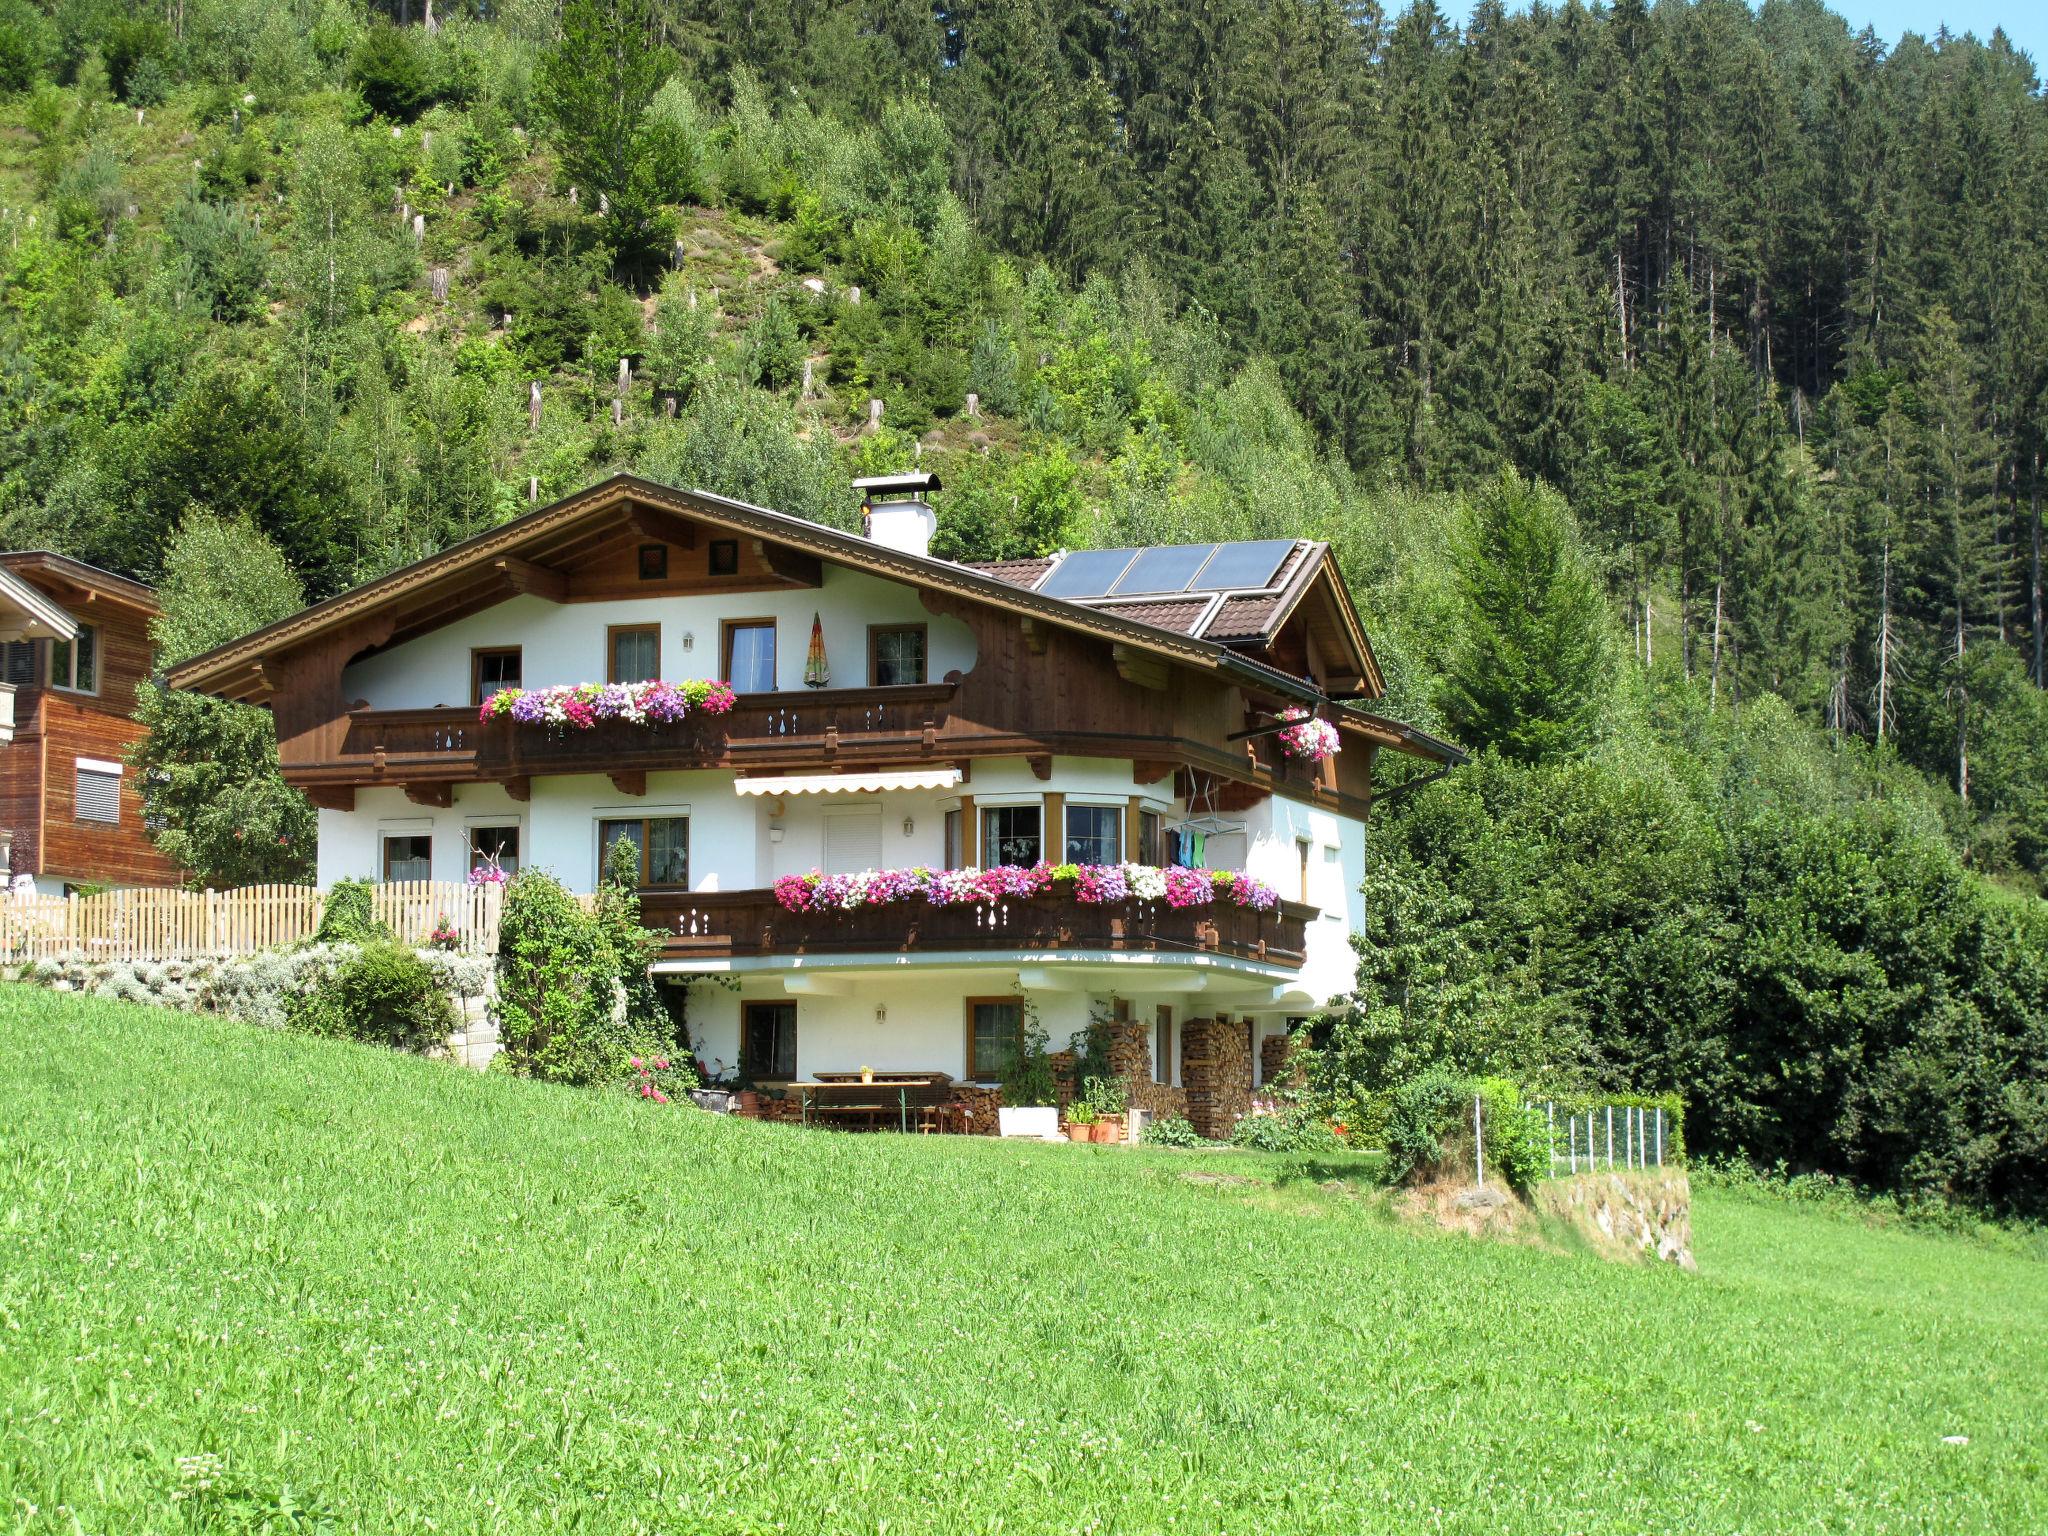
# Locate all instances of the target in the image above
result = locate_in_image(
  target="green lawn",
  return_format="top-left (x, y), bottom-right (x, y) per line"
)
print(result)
top-left (2, 987), bottom-right (2043, 1534)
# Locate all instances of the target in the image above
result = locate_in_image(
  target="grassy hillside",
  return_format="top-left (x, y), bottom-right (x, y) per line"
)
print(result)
top-left (2, 988), bottom-right (2042, 1534)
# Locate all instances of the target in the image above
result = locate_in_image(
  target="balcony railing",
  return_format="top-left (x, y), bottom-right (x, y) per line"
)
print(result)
top-left (636, 886), bottom-right (1313, 969)
top-left (320, 683), bottom-right (959, 783)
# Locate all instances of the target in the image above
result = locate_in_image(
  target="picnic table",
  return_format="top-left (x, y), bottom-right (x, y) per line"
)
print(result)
top-left (791, 1077), bottom-right (938, 1132)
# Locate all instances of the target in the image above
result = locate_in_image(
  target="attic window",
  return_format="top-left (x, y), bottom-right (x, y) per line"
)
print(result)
top-left (637, 544), bottom-right (667, 581)
top-left (709, 540), bottom-right (739, 576)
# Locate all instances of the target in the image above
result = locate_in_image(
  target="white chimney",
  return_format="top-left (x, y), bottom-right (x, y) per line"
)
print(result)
top-left (853, 471), bottom-right (941, 559)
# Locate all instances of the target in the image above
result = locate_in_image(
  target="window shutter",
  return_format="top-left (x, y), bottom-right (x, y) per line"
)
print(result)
top-left (823, 809), bottom-right (882, 875)
top-left (76, 765), bottom-right (120, 824)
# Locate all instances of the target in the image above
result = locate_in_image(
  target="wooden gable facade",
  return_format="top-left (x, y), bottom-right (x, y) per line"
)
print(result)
top-left (0, 553), bottom-right (182, 891)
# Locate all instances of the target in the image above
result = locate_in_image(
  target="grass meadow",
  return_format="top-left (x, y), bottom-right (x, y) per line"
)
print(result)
top-left (3, 984), bottom-right (2044, 1534)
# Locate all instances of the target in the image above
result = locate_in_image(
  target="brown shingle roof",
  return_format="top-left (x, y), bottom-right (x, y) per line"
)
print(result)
top-left (1207, 594), bottom-right (1283, 637)
top-left (1095, 599), bottom-right (1211, 634)
top-left (962, 557), bottom-right (1054, 589)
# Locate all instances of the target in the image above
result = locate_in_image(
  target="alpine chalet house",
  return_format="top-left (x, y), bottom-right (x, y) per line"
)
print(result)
top-left (167, 474), bottom-right (1457, 1133)
top-left (0, 552), bottom-right (181, 894)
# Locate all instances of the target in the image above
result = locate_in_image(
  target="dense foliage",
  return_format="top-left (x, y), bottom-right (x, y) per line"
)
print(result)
top-left (1, 3), bottom-right (2042, 1205)
top-left (289, 938), bottom-right (456, 1051)
top-left (493, 851), bottom-right (674, 1085)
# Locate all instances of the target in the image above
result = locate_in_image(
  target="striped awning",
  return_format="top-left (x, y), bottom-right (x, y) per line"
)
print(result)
top-left (734, 767), bottom-right (962, 797)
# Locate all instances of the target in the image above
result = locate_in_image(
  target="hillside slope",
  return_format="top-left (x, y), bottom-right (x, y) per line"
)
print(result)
top-left (2, 988), bottom-right (2043, 1534)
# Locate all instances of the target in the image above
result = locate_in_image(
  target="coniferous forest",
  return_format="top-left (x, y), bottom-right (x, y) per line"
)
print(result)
top-left (1, 0), bottom-right (2044, 1213)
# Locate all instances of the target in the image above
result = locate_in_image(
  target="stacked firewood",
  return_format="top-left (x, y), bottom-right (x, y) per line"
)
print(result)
top-left (1261, 1031), bottom-right (1306, 1090)
top-left (1180, 1018), bottom-right (1253, 1140)
top-left (952, 1084), bottom-right (1003, 1134)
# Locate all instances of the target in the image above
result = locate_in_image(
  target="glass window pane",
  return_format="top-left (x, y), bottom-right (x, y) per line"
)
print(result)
top-left (647, 817), bottom-right (689, 886)
top-left (470, 826), bottom-right (519, 875)
top-left (1064, 804), bottom-right (1120, 865)
top-left (745, 1003), bottom-right (797, 1079)
top-left (598, 819), bottom-right (643, 881)
top-left (72, 624), bottom-right (95, 692)
top-left (873, 627), bottom-right (925, 685)
top-left (972, 1001), bottom-right (1021, 1080)
top-left (611, 629), bottom-right (658, 684)
top-left (728, 624), bottom-right (775, 691)
top-left (384, 835), bottom-right (431, 882)
top-left (51, 637), bottom-right (71, 687)
top-left (476, 649), bottom-right (522, 702)
top-left (981, 806), bottom-right (1041, 867)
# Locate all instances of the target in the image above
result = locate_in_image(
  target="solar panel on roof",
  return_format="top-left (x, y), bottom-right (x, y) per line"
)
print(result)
top-left (1039, 547), bottom-right (1139, 598)
top-left (1191, 539), bottom-right (1296, 591)
top-left (1110, 544), bottom-right (1217, 596)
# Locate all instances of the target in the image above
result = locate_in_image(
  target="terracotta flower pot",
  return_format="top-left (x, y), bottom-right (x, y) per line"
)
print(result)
top-left (1066, 1123), bottom-right (1090, 1142)
top-left (1090, 1120), bottom-right (1115, 1144)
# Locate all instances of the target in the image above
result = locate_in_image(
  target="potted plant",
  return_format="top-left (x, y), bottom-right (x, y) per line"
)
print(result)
top-left (1065, 1103), bottom-right (1097, 1142)
top-left (1080, 1075), bottom-right (1128, 1144)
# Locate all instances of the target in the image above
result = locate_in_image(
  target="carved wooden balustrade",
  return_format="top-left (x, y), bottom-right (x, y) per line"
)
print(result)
top-left (636, 886), bottom-right (1313, 968)
top-left (318, 683), bottom-right (959, 786)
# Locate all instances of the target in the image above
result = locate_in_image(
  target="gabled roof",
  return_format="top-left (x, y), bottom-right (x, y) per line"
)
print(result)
top-left (964, 538), bottom-right (1383, 692)
top-left (166, 475), bottom-right (1366, 710)
top-left (0, 563), bottom-right (80, 643)
top-left (0, 551), bottom-right (157, 615)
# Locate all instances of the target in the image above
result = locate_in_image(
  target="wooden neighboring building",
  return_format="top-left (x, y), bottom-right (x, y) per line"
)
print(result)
top-left (0, 553), bottom-right (181, 894)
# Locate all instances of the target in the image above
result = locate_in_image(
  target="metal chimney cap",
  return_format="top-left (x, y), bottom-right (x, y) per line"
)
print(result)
top-left (852, 471), bottom-right (942, 497)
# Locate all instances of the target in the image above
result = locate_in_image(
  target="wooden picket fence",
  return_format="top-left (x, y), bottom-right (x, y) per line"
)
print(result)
top-left (0, 881), bottom-right (502, 962)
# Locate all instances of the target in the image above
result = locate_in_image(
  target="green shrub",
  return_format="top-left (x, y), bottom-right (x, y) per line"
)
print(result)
top-left (1230, 1107), bottom-right (1344, 1155)
top-left (1385, 1071), bottom-right (1547, 1193)
top-left (315, 879), bottom-right (389, 945)
top-left (352, 24), bottom-right (436, 121)
top-left (1141, 1116), bottom-right (1211, 1148)
top-left (495, 868), bottom-right (664, 1085)
top-left (1001, 1009), bottom-right (1058, 1108)
top-left (290, 942), bottom-right (454, 1052)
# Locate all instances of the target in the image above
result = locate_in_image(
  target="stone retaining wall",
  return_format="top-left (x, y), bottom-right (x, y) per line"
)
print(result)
top-left (1535, 1170), bottom-right (1695, 1270)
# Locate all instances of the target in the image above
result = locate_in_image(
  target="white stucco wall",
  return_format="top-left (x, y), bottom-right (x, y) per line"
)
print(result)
top-left (1237, 793), bottom-right (1365, 1004)
top-left (339, 565), bottom-right (977, 709)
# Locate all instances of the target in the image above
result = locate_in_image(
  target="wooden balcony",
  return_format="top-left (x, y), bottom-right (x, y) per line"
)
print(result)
top-left (637, 886), bottom-right (1314, 968)
top-left (306, 683), bottom-right (961, 787)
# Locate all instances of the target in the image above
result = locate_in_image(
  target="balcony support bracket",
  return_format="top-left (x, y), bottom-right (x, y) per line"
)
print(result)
top-left (609, 770), bottom-right (647, 797)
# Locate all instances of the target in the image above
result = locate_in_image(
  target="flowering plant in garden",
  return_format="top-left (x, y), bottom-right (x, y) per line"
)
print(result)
top-left (1275, 707), bottom-right (1341, 763)
top-left (428, 914), bottom-right (461, 950)
top-left (628, 1055), bottom-right (696, 1104)
top-left (478, 678), bottom-right (738, 731)
top-left (467, 861), bottom-right (509, 887)
top-left (772, 863), bottom-right (1280, 914)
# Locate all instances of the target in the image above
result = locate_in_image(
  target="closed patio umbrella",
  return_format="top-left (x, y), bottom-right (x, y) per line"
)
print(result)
top-left (803, 612), bottom-right (829, 688)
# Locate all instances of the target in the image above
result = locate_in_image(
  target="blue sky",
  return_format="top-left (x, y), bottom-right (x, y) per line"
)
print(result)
top-left (1461, 3), bottom-right (2044, 65)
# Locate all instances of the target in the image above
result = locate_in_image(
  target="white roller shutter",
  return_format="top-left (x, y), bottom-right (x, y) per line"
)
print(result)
top-left (823, 809), bottom-right (883, 875)
top-left (76, 758), bottom-right (121, 824)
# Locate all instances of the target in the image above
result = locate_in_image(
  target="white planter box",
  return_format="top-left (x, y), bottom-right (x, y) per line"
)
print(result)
top-left (997, 1106), bottom-right (1062, 1140)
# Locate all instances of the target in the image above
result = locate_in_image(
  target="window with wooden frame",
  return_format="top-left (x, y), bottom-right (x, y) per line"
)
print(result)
top-left (1064, 803), bottom-right (1122, 865)
top-left (597, 815), bottom-right (689, 888)
top-left (637, 543), bottom-right (668, 581)
top-left (468, 825), bottom-right (520, 877)
top-left (966, 996), bottom-right (1024, 1082)
top-left (382, 833), bottom-right (432, 882)
top-left (1154, 1005), bottom-right (1173, 1085)
top-left (1297, 837), bottom-right (1313, 903)
top-left (868, 623), bottom-right (927, 686)
top-left (50, 623), bottom-right (97, 694)
top-left (943, 808), bottom-right (965, 870)
top-left (981, 804), bottom-right (1041, 867)
top-left (1138, 809), bottom-right (1163, 867)
top-left (607, 624), bottom-right (660, 684)
top-left (742, 1001), bottom-right (798, 1081)
top-left (472, 647), bottom-right (522, 705)
top-left (721, 619), bottom-right (776, 692)
top-left (708, 539), bottom-right (739, 576)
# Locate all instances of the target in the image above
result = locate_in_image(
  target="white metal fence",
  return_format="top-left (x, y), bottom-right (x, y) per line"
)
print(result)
top-left (1540, 1101), bottom-right (1672, 1177)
